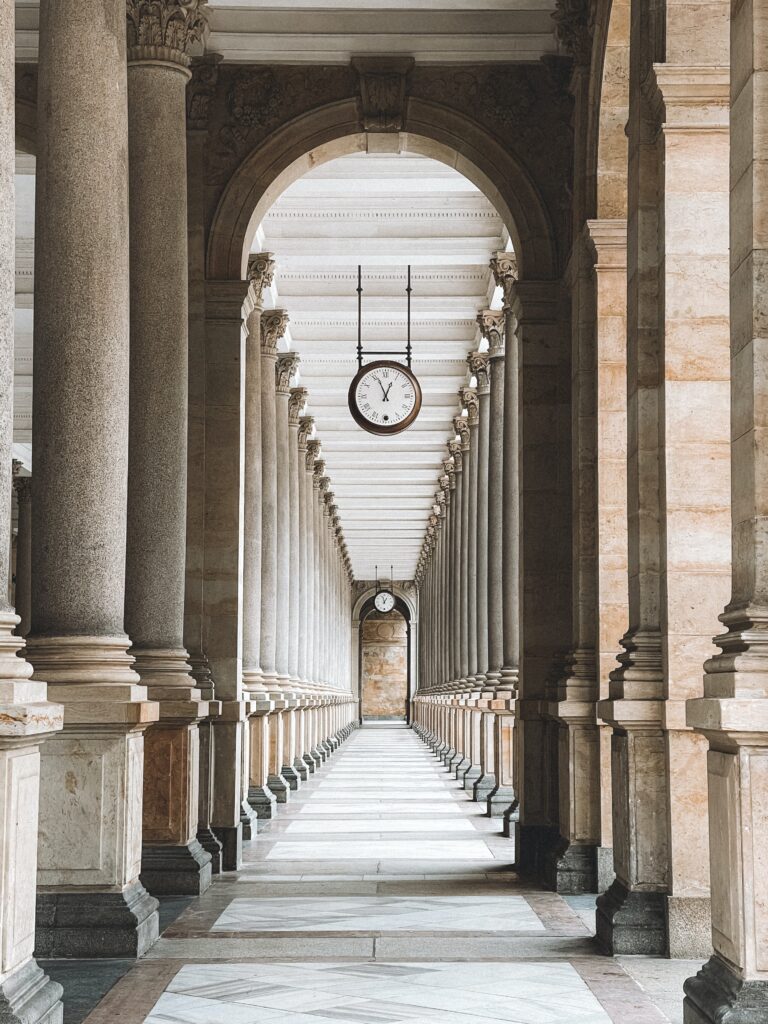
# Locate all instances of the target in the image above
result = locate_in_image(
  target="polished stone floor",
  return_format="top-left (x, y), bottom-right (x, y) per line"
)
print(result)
top-left (63, 724), bottom-right (700, 1024)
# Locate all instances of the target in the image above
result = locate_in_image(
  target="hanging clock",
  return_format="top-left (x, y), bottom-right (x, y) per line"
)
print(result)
top-left (374, 589), bottom-right (396, 613)
top-left (348, 265), bottom-right (422, 436)
top-left (348, 360), bottom-right (422, 436)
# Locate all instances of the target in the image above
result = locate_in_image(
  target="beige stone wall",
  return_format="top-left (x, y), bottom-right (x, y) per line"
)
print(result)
top-left (361, 611), bottom-right (408, 719)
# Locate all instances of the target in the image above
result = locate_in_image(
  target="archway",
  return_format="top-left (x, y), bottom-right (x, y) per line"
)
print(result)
top-left (359, 602), bottom-right (410, 723)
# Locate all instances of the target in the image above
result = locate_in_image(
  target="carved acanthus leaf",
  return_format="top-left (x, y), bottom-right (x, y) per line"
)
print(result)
top-left (447, 439), bottom-right (463, 472)
top-left (352, 56), bottom-right (414, 132)
top-left (490, 251), bottom-right (518, 311)
top-left (187, 53), bottom-right (221, 129)
top-left (477, 310), bottom-right (505, 356)
top-left (458, 387), bottom-right (479, 426)
top-left (127, 0), bottom-right (210, 66)
top-left (260, 309), bottom-right (289, 354)
top-left (453, 415), bottom-right (470, 447)
top-left (306, 439), bottom-right (321, 471)
top-left (298, 415), bottom-right (315, 449)
top-left (467, 350), bottom-right (491, 393)
top-left (288, 386), bottom-right (308, 424)
top-left (247, 252), bottom-right (275, 309)
top-left (275, 353), bottom-right (300, 394)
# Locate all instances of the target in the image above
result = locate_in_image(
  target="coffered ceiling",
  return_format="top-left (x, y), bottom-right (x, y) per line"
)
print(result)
top-left (14, 1), bottom-right (558, 64)
top-left (258, 150), bottom-right (507, 579)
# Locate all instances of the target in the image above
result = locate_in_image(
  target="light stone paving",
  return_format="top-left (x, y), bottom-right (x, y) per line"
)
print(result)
top-left (74, 725), bottom-right (683, 1024)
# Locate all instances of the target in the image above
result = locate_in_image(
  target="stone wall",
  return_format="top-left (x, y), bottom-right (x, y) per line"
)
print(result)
top-left (361, 611), bottom-right (407, 719)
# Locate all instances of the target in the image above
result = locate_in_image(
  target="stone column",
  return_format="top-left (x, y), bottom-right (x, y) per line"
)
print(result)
top-left (599, 43), bottom-right (729, 956)
top-left (242, 254), bottom-right (274, 693)
top-left (202, 280), bottom-right (250, 870)
top-left (460, 388), bottom-right (479, 687)
top-left (455, 416), bottom-right (471, 689)
top-left (12, 473), bottom-right (31, 637)
top-left (0, 3), bottom-right (64, 1017)
top-left (684, 2), bottom-right (768, 1018)
top-left (29, 0), bottom-right (159, 958)
top-left (295, 417), bottom-right (314, 775)
top-left (275, 353), bottom-right (299, 690)
top-left (125, 0), bottom-right (211, 898)
top-left (448, 440), bottom-right (463, 688)
top-left (470, 352), bottom-right (491, 687)
top-left (259, 310), bottom-right (289, 689)
top-left (480, 312), bottom-right (505, 687)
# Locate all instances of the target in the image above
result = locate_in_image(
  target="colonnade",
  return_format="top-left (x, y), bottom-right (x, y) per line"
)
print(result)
top-left (0, 3), bottom-right (356, 1020)
top-left (413, 254), bottom-right (519, 826)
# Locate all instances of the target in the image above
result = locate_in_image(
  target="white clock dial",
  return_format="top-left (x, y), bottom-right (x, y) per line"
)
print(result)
top-left (374, 590), bottom-right (396, 613)
top-left (355, 365), bottom-right (418, 428)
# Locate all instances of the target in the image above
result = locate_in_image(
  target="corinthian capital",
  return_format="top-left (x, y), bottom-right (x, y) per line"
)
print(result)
top-left (459, 385), bottom-right (479, 424)
top-left (467, 350), bottom-right (490, 394)
top-left (442, 459), bottom-right (455, 485)
top-left (453, 415), bottom-right (470, 449)
top-left (298, 415), bottom-right (314, 450)
top-left (289, 386), bottom-right (308, 424)
top-left (447, 438), bottom-right (463, 472)
top-left (247, 252), bottom-right (275, 309)
top-left (477, 310), bottom-right (505, 357)
top-left (13, 474), bottom-right (31, 504)
top-left (306, 438), bottom-right (321, 470)
top-left (276, 353), bottom-right (300, 395)
top-left (553, 0), bottom-right (593, 66)
top-left (127, 0), bottom-right (210, 67)
top-left (490, 251), bottom-right (518, 311)
top-left (261, 309), bottom-right (289, 354)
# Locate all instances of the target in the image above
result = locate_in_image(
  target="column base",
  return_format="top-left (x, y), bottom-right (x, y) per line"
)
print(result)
top-left (542, 839), bottom-right (598, 894)
top-left (597, 846), bottom-right (614, 894)
top-left (311, 746), bottom-right (326, 764)
top-left (460, 765), bottom-right (482, 789)
top-left (0, 960), bottom-right (63, 1024)
top-left (196, 826), bottom-right (223, 875)
top-left (293, 757), bottom-right (309, 782)
top-left (248, 784), bottom-right (278, 820)
top-left (514, 823), bottom-right (560, 876)
top-left (501, 801), bottom-right (520, 837)
top-left (281, 764), bottom-right (302, 790)
top-left (452, 756), bottom-right (471, 778)
top-left (140, 839), bottom-right (212, 896)
top-left (666, 895), bottom-right (712, 959)
top-left (595, 879), bottom-right (666, 955)
top-left (302, 753), bottom-right (317, 774)
top-left (213, 824), bottom-right (242, 871)
top-left (684, 956), bottom-right (768, 1024)
top-left (268, 772), bottom-right (291, 802)
top-left (35, 880), bottom-right (159, 958)
top-left (472, 772), bottom-right (497, 802)
top-left (240, 799), bottom-right (259, 840)
top-left (486, 785), bottom-right (516, 818)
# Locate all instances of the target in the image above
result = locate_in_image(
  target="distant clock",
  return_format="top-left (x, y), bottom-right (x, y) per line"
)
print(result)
top-left (374, 590), bottom-right (396, 614)
top-left (348, 360), bottom-right (422, 436)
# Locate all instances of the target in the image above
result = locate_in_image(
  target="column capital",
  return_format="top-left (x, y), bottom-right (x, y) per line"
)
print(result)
top-left (453, 415), bottom-right (471, 449)
top-left (476, 310), bottom-right (505, 358)
top-left (442, 459), bottom-right (456, 489)
top-left (288, 386), bottom-right (308, 424)
top-left (127, 0), bottom-right (210, 69)
top-left (298, 415), bottom-right (314, 451)
top-left (447, 438), bottom-right (463, 472)
top-left (552, 0), bottom-right (593, 66)
top-left (490, 251), bottom-right (518, 310)
top-left (275, 353), bottom-right (300, 394)
top-left (313, 459), bottom-right (326, 488)
top-left (260, 309), bottom-right (289, 354)
top-left (458, 386), bottom-right (479, 425)
top-left (246, 251), bottom-right (275, 309)
top-left (306, 438), bottom-right (321, 470)
top-left (13, 474), bottom-right (31, 504)
top-left (467, 351), bottom-right (490, 395)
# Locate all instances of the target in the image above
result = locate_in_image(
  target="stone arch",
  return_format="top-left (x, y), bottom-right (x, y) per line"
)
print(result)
top-left (351, 585), bottom-right (418, 716)
top-left (205, 97), bottom-right (559, 282)
top-left (588, 0), bottom-right (630, 219)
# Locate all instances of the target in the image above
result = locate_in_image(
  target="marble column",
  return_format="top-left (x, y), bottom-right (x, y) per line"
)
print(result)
top-left (598, 28), bottom-right (729, 956)
top-left (29, 0), bottom-right (159, 958)
top-left (456, 416), bottom-right (471, 689)
top-left (12, 474), bottom-right (31, 637)
top-left (490, 258), bottom-right (521, 825)
top-left (448, 440), bottom-right (463, 689)
top-left (125, 0), bottom-right (211, 898)
top-left (471, 352), bottom-right (491, 689)
top-left (242, 257), bottom-right (277, 821)
top-left (0, 2), bottom-right (64, 1016)
top-left (684, 1), bottom-right (768, 1018)
top-left (480, 312), bottom-right (505, 688)
top-left (295, 416), bottom-right (314, 774)
top-left (460, 387), bottom-right (479, 689)
top-left (259, 309), bottom-right (288, 690)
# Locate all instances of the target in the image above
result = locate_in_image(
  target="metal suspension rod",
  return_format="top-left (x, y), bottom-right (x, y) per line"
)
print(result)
top-left (406, 264), bottom-right (412, 368)
top-left (357, 264), bottom-right (363, 369)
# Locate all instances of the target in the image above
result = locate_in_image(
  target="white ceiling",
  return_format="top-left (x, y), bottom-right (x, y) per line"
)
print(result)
top-left (14, 1), bottom-right (558, 63)
top-left (258, 151), bottom-right (507, 579)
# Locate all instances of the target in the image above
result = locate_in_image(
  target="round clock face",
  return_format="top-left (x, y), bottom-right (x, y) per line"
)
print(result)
top-left (374, 590), bottom-right (396, 614)
top-left (348, 360), bottom-right (422, 436)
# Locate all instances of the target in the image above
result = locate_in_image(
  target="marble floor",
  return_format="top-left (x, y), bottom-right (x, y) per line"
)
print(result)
top-left (64, 724), bottom-right (700, 1024)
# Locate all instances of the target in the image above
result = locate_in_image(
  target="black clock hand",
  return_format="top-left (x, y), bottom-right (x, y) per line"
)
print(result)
top-left (383, 383), bottom-right (393, 401)
top-left (377, 378), bottom-right (387, 399)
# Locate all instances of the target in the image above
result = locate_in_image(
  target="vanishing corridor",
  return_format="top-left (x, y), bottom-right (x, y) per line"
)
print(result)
top-left (77, 727), bottom-right (695, 1024)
